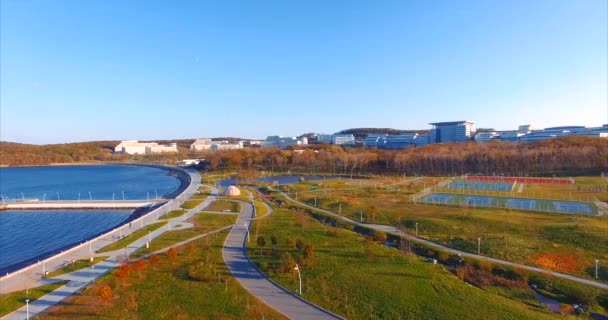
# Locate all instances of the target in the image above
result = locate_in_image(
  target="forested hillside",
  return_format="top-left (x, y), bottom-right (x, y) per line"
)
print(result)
top-left (2, 136), bottom-right (607, 176)
top-left (200, 136), bottom-right (608, 176)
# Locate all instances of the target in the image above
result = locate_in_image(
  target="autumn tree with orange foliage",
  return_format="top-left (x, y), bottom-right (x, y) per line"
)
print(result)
top-left (133, 259), bottom-right (146, 278)
top-left (97, 284), bottom-right (113, 304)
top-left (115, 263), bottom-right (131, 286)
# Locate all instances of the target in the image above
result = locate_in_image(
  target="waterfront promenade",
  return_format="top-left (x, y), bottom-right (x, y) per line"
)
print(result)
top-left (0, 167), bottom-right (200, 295)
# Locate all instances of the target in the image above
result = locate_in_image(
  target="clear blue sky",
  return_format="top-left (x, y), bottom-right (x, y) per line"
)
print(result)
top-left (1, 0), bottom-right (606, 144)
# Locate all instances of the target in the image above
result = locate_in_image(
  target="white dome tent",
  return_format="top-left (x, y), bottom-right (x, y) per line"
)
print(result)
top-left (223, 185), bottom-right (241, 197)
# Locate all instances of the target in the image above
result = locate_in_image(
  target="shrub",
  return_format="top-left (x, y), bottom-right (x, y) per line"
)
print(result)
top-left (97, 284), bottom-right (113, 304)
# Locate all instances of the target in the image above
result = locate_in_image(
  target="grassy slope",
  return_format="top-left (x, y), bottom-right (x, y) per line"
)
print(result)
top-left (248, 208), bottom-right (563, 320)
top-left (204, 200), bottom-right (241, 212)
top-left (160, 209), bottom-right (186, 219)
top-left (97, 221), bottom-right (167, 253)
top-left (131, 213), bottom-right (236, 258)
top-left (289, 182), bottom-right (608, 281)
top-left (39, 230), bottom-right (285, 320)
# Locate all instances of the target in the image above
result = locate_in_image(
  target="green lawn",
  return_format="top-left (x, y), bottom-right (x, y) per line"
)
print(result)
top-left (97, 221), bottom-right (167, 253)
top-left (159, 209), bottom-right (186, 219)
top-left (131, 213), bottom-right (237, 258)
top-left (247, 208), bottom-right (565, 320)
top-left (204, 200), bottom-right (241, 212)
top-left (254, 200), bottom-right (268, 217)
top-left (180, 199), bottom-right (204, 209)
top-left (47, 257), bottom-right (108, 278)
top-left (288, 184), bottom-right (608, 282)
top-left (0, 281), bottom-right (67, 317)
top-left (38, 230), bottom-right (285, 320)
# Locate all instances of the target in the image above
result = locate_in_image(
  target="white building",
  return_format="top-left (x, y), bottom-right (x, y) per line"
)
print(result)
top-left (190, 138), bottom-right (243, 151)
top-left (211, 141), bottom-right (243, 151)
top-left (262, 136), bottom-right (308, 149)
top-left (114, 141), bottom-right (178, 155)
top-left (190, 139), bottom-right (213, 151)
top-left (332, 134), bottom-right (356, 145)
top-left (474, 131), bottom-right (499, 143)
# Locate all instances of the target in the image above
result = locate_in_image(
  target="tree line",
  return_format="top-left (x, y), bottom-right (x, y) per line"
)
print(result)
top-left (2, 136), bottom-right (607, 176)
top-left (200, 136), bottom-right (608, 176)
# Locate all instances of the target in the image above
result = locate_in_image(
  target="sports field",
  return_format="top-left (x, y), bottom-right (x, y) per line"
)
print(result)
top-left (447, 180), bottom-right (514, 192)
top-left (419, 193), bottom-right (597, 215)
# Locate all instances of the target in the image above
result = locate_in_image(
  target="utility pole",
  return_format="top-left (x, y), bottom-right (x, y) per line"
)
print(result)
top-left (477, 237), bottom-right (481, 255)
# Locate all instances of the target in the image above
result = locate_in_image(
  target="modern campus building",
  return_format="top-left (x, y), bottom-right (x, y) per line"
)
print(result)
top-left (114, 141), bottom-right (178, 155)
top-left (429, 121), bottom-right (475, 143)
top-left (332, 134), bottom-right (356, 145)
top-left (261, 136), bottom-right (308, 149)
top-left (190, 139), bottom-right (243, 151)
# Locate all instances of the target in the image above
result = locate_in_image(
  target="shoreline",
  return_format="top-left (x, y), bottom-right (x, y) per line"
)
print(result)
top-left (0, 164), bottom-right (193, 275)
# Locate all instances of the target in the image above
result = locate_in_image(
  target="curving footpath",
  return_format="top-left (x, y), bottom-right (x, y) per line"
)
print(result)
top-left (277, 190), bottom-right (608, 291)
top-left (222, 200), bottom-right (343, 320)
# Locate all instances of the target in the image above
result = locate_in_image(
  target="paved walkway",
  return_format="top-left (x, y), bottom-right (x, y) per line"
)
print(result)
top-left (1, 182), bottom-right (221, 320)
top-left (279, 190), bottom-right (608, 291)
top-left (222, 200), bottom-right (343, 320)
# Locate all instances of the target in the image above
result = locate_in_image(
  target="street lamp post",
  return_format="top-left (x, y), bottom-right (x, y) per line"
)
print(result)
top-left (415, 222), bottom-right (419, 236)
top-left (338, 203), bottom-right (342, 215)
top-left (89, 241), bottom-right (93, 262)
top-left (122, 191), bottom-right (125, 200)
top-left (294, 264), bottom-right (302, 295)
top-left (25, 299), bottom-right (30, 319)
top-left (477, 237), bottom-right (481, 255)
top-left (244, 224), bottom-right (249, 243)
top-left (596, 259), bottom-right (600, 279)
top-left (21, 192), bottom-right (25, 201)
top-left (147, 231), bottom-right (151, 248)
top-left (89, 191), bottom-right (92, 200)
top-left (42, 193), bottom-right (46, 203)
top-left (56, 191), bottom-right (60, 200)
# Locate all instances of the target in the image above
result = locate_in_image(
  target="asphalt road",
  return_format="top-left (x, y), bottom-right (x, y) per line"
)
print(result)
top-left (278, 190), bottom-right (608, 291)
top-left (222, 200), bottom-right (343, 320)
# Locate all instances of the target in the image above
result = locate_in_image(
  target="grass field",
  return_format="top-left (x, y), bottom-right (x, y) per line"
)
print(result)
top-left (203, 200), bottom-right (241, 212)
top-left (159, 209), bottom-right (186, 220)
top-left (0, 281), bottom-right (67, 317)
top-left (47, 257), bottom-right (108, 278)
top-left (38, 230), bottom-right (285, 320)
top-left (247, 207), bottom-right (565, 319)
top-left (97, 221), bottom-right (167, 253)
top-left (288, 182), bottom-right (608, 282)
top-left (131, 213), bottom-right (237, 258)
top-left (180, 199), bottom-right (204, 209)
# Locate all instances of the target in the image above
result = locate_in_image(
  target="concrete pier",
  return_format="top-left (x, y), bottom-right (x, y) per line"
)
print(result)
top-left (1, 200), bottom-right (163, 210)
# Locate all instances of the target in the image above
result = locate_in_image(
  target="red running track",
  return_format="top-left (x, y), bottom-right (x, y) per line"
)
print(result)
top-left (466, 176), bottom-right (573, 184)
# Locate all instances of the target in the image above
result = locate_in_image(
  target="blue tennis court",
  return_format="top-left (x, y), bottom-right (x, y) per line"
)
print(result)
top-left (447, 180), bottom-right (514, 192)
top-left (463, 196), bottom-right (493, 206)
top-left (553, 201), bottom-right (593, 214)
top-left (506, 199), bottom-right (537, 210)
top-left (421, 194), bottom-right (454, 204)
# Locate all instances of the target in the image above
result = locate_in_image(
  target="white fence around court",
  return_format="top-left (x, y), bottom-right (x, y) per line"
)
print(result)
top-left (0, 168), bottom-right (200, 287)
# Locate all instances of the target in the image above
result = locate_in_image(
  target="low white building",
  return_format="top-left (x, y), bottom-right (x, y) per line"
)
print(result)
top-left (262, 136), bottom-right (308, 149)
top-left (332, 134), bottom-right (355, 145)
top-left (190, 138), bottom-right (243, 152)
top-left (190, 139), bottom-right (213, 151)
top-left (114, 141), bottom-right (178, 155)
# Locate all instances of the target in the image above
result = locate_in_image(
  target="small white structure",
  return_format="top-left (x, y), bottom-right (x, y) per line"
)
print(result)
top-left (223, 186), bottom-right (241, 197)
top-left (114, 141), bottom-right (178, 155)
